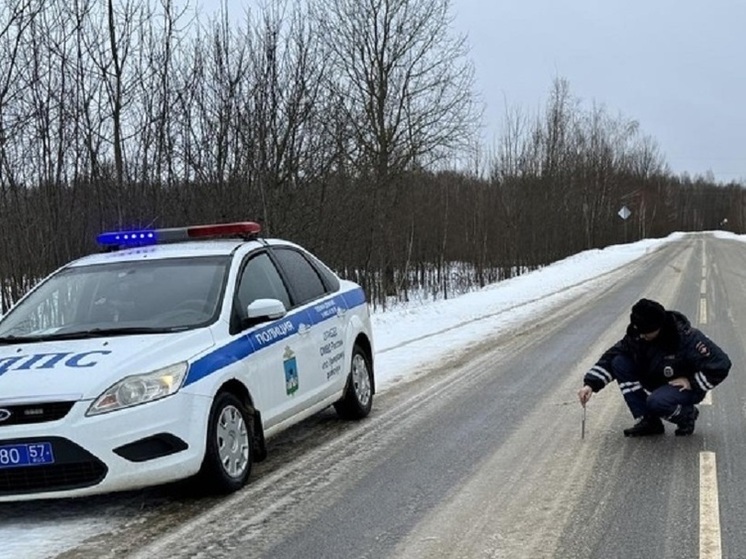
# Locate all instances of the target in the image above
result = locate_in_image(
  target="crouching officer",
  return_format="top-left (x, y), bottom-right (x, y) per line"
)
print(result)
top-left (577, 298), bottom-right (731, 436)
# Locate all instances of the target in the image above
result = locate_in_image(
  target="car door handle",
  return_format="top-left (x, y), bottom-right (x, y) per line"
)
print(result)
top-left (336, 308), bottom-right (347, 318)
top-left (297, 323), bottom-right (311, 336)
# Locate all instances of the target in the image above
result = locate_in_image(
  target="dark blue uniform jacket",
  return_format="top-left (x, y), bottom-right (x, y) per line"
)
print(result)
top-left (583, 310), bottom-right (731, 394)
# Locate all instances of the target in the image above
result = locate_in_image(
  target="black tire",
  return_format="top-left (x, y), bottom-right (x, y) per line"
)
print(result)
top-left (334, 344), bottom-right (373, 420)
top-left (197, 391), bottom-right (253, 494)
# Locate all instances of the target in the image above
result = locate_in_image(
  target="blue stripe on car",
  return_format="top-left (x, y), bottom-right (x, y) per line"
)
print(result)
top-left (184, 288), bottom-right (366, 386)
top-left (342, 288), bottom-right (366, 308)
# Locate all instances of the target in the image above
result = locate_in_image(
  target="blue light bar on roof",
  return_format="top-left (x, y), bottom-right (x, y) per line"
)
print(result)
top-left (96, 222), bottom-right (262, 249)
top-left (96, 230), bottom-right (157, 247)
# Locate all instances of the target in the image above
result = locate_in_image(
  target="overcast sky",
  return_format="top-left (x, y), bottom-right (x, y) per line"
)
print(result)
top-left (200, 0), bottom-right (745, 183)
top-left (450, 0), bottom-right (746, 183)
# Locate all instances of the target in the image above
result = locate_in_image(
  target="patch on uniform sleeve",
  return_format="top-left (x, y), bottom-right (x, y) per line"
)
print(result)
top-left (696, 341), bottom-right (711, 356)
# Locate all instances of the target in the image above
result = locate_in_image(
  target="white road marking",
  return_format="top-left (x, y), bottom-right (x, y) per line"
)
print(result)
top-left (700, 298), bottom-right (708, 325)
top-left (701, 391), bottom-right (713, 406)
top-left (701, 279), bottom-right (707, 294)
top-left (700, 451), bottom-right (722, 559)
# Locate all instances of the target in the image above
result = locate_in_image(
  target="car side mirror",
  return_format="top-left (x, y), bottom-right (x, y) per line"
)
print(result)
top-left (245, 298), bottom-right (287, 325)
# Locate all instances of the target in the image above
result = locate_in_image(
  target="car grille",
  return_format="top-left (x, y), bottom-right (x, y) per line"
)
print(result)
top-left (0, 401), bottom-right (76, 427)
top-left (0, 437), bottom-right (107, 495)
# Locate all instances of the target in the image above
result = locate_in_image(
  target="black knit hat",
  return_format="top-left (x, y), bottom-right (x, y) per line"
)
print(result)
top-left (630, 298), bottom-right (666, 334)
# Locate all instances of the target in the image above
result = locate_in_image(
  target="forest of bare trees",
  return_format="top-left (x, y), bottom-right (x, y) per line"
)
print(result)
top-left (0, 0), bottom-right (743, 313)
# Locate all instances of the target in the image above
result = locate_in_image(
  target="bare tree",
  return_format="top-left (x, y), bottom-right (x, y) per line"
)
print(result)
top-left (313, 0), bottom-right (479, 178)
top-left (239, 0), bottom-right (329, 234)
top-left (311, 0), bottom-right (480, 297)
top-left (136, 0), bottom-right (193, 186)
top-left (82, 0), bottom-right (152, 223)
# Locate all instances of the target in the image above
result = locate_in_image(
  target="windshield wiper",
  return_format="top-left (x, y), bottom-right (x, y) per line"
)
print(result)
top-left (0, 327), bottom-right (177, 343)
top-left (52, 327), bottom-right (179, 339)
top-left (0, 335), bottom-right (41, 345)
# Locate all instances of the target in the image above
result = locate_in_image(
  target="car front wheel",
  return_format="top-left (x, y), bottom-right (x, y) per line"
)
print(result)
top-left (334, 344), bottom-right (373, 419)
top-left (197, 391), bottom-right (253, 494)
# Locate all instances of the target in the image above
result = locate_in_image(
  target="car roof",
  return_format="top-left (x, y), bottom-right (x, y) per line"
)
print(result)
top-left (66, 238), bottom-right (295, 268)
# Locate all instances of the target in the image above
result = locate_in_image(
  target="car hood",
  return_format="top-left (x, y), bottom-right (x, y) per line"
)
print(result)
top-left (0, 329), bottom-right (215, 402)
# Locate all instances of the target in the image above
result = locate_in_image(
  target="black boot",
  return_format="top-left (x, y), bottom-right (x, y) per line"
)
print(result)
top-left (674, 407), bottom-right (699, 436)
top-left (623, 416), bottom-right (665, 437)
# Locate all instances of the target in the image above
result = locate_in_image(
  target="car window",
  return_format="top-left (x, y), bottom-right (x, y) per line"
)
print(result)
top-left (0, 257), bottom-right (230, 337)
top-left (272, 248), bottom-right (327, 305)
top-left (235, 252), bottom-right (292, 313)
top-left (305, 252), bottom-right (341, 292)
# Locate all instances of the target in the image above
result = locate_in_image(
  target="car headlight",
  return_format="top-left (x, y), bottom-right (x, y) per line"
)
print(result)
top-left (86, 362), bottom-right (188, 416)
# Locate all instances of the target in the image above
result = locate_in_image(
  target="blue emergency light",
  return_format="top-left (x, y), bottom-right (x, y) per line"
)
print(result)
top-left (96, 222), bottom-right (262, 249)
top-left (96, 231), bottom-right (156, 247)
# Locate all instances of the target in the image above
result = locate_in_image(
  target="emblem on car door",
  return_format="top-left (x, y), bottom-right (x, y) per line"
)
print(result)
top-left (283, 347), bottom-right (299, 396)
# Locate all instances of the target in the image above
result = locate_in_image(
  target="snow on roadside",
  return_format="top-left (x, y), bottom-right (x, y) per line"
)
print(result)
top-left (371, 235), bottom-right (681, 389)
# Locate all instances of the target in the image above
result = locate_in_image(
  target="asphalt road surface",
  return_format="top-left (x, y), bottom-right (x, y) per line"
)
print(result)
top-left (7, 233), bottom-right (746, 559)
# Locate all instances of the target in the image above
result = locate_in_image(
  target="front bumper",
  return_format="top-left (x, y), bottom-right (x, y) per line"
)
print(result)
top-left (0, 392), bottom-right (211, 502)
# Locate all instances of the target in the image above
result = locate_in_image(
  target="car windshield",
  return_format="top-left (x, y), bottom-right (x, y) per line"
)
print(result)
top-left (0, 256), bottom-right (230, 340)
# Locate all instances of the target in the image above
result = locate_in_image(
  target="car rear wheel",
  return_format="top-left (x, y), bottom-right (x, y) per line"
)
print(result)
top-left (334, 344), bottom-right (373, 419)
top-left (197, 391), bottom-right (253, 493)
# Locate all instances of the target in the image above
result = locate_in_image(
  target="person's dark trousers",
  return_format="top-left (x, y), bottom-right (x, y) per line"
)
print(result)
top-left (647, 384), bottom-right (706, 424)
top-left (611, 354), bottom-right (706, 420)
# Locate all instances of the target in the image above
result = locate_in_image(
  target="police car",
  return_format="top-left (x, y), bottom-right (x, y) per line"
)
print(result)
top-left (0, 222), bottom-right (374, 501)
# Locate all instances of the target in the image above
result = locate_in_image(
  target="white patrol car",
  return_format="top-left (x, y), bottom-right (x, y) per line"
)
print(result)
top-left (0, 222), bottom-right (374, 501)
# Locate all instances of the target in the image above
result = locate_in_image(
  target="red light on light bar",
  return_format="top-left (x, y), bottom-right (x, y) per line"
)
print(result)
top-left (187, 222), bottom-right (262, 238)
top-left (97, 221), bottom-right (262, 249)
